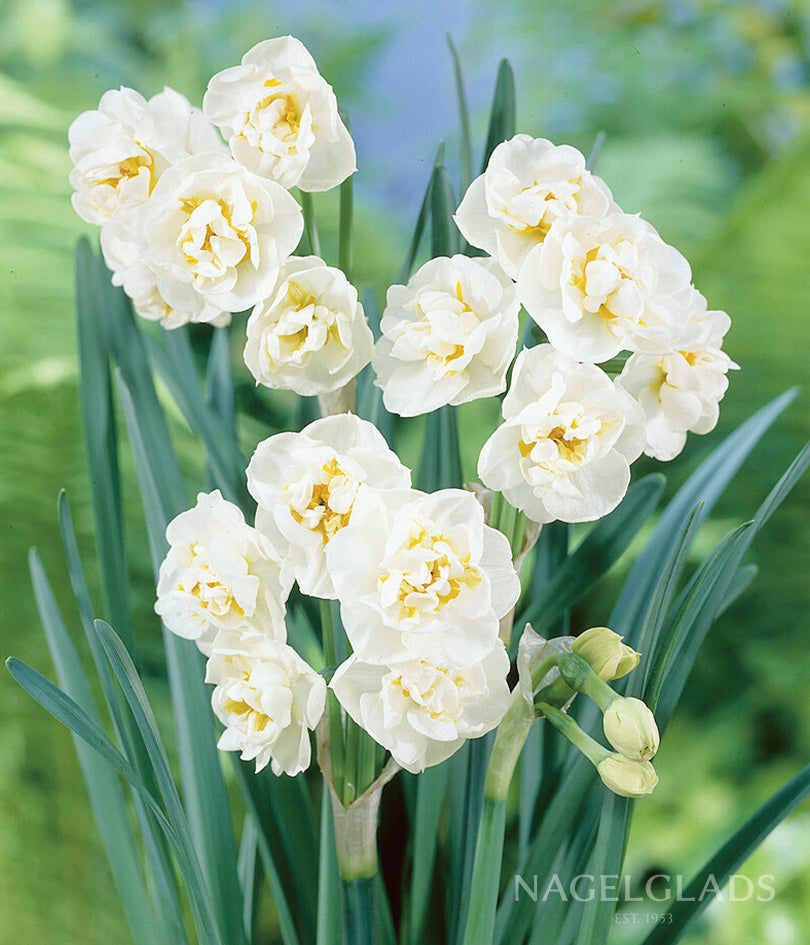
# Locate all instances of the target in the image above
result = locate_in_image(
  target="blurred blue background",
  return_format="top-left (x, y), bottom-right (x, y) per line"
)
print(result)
top-left (1, 0), bottom-right (809, 941)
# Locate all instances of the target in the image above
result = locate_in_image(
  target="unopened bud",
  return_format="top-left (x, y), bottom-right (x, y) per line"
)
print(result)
top-left (572, 627), bottom-right (640, 682)
top-left (602, 697), bottom-right (659, 761)
top-left (597, 754), bottom-right (659, 798)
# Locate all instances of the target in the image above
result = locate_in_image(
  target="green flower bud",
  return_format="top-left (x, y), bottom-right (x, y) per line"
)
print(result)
top-left (602, 696), bottom-right (660, 761)
top-left (572, 627), bottom-right (640, 682)
top-left (597, 754), bottom-right (659, 798)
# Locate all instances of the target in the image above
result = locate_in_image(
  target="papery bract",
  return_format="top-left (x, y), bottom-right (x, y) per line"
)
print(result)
top-left (330, 643), bottom-right (511, 774)
top-left (373, 254), bottom-right (520, 416)
top-left (244, 255), bottom-right (374, 395)
top-left (325, 486), bottom-right (520, 668)
top-left (478, 345), bottom-right (644, 524)
top-left (247, 414), bottom-right (411, 598)
top-left (204, 35), bottom-right (356, 192)
top-left (454, 134), bottom-right (615, 279)
top-left (518, 212), bottom-right (694, 363)
top-left (618, 294), bottom-right (738, 461)
top-left (155, 490), bottom-right (292, 655)
top-left (207, 629), bottom-right (326, 775)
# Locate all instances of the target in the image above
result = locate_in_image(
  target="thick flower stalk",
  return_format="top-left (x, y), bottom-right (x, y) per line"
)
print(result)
top-left (244, 254), bottom-right (374, 396)
top-left (155, 489), bottom-right (292, 654)
top-left (372, 254), bottom-right (520, 415)
top-left (246, 414), bottom-right (411, 598)
top-left (478, 344), bottom-right (645, 523)
top-left (203, 35), bottom-right (356, 191)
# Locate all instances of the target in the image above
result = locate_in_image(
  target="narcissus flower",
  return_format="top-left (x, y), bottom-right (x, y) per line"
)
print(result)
top-left (204, 36), bottom-right (356, 191)
top-left (69, 86), bottom-right (224, 227)
top-left (246, 414), bottom-right (411, 598)
top-left (618, 295), bottom-right (738, 461)
top-left (122, 153), bottom-right (303, 320)
top-left (518, 213), bottom-right (694, 363)
top-left (478, 345), bottom-right (644, 524)
top-left (155, 490), bottom-right (292, 655)
top-left (330, 644), bottom-right (511, 773)
top-left (207, 629), bottom-right (326, 775)
top-left (373, 255), bottom-right (520, 416)
top-left (325, 487), bottom-right (520, 668)
top-left (244, 255), bottom-right (374, 395)
top-left (454, 134), bottom-right (615, 279)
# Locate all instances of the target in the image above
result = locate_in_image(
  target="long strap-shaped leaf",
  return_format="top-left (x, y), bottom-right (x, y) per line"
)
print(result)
top-left (481, 59), bottom-right (516, 172)
top-left (612, 389), bottom-right (797, 640)
top-left (447, 33), bottom-right (473, 194)
top-left (7, 657), bottom-right (222, 945)
top-left (115, 374), bottom-right (249, 945)
top-left (26, 553), bottom-right (168, 945)
top-left (75, 237), bottom-right (133, 651)
top-left (640, 763), bottom-right (810, 945)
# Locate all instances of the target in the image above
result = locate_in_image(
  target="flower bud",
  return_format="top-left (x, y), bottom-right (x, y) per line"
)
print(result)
top-left (597, 755), bottom-right (658, 798)
top-left (572, 627), bottom-right (640, 681)
top-left (602, 696), bottom-right (659, 761)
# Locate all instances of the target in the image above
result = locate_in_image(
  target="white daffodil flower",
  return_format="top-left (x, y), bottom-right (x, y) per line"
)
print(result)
top-left (244, 255), bottom-right (374, 396)
top-left (372, 255), bottom-right (520, 416)
top-left (155, 490), bottom-right (292, 655)
top-left (69, 86), bottom-right (225, 228)
top-left (204, 36), bottom-right (356, 192)
top-left (518, 212), bottom-right (694, 363)
top-left (207, 629), bottom-right (326, 776)
top-left (454, 134), bottom-right (615, 279)
top-left (618, 295), bottom-right (738, 461)
top-left (119, 152), bottom-right (303, 321)
top-left (478, 345), bottom-right (645, 524)
top-left (330, 643), bottom-right (511, 774)
top-left (325, 486), bottom-right (520, 668)
top-left (247, 415), bottom-right (411, 599)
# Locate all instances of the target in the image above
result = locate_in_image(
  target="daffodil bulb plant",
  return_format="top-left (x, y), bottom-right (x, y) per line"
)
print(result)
top-left (9, 35), bottom-right (810, 945)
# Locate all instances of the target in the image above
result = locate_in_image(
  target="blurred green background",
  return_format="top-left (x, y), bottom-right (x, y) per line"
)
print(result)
top-left (1, 0), bottom-right (809, 942)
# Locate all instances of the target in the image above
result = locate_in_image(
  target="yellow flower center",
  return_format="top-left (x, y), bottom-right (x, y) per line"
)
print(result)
top-left (287, 458), bottom-right (357, 543)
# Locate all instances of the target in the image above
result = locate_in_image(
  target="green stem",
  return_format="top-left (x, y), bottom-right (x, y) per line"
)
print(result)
top-left (343, 718), bottom-right (360, 805)
top-left (342, 877), bottom-right (375, 945)
top-left (339, 168), bottom-right (353, 283)
top-left (460, 796), bottom-right (507, 945)
top-left (536, 702), bottom-right (611, 767)
top-left (300, 191), bottom-right (322, 258)
top-left (321, 600), bottom-right (346, 798)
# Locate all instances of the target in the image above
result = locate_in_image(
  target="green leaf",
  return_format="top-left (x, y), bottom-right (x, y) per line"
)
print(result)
top-left (648, 522), bottom-right (755, 725)
top-left (612, 389), bottom-right (798, 641)
top-left (206, 328), bottom-right (237, 441)
top-left (26, 552), bottom-right (167, 945)
top-left (146, 328), bottom-right (247, 507)
top-left (316, 788), bottom-right (342, 945)
top-left (518, 474), bottom-right (665, 640)
top-left (398, 142), bottom-right (444, 284)
top-left (717, 562), bottom-right (758, 617)
top-left (75, 238), bottom-right (133, 651)
top-left (447, 33), bottom-right (473, 193)
top-left (574, 793), bottom-right (632, 945)
top-left (114, 362), bottom-right (246, 945)
top-left (299, 190), bottom-right (321, 258)
top-left (408, 762), bottom-right (451, 945)
top-left (481, 59), bottom-right (516, 172)
top-left (416, 405), bottom-right (463, 492)
top-left (640, 763), bottom-right (810, 945)
top-left (93, 619), bottom-right (228, 945)
top-left (624, 502), bottom-right (703, 700)
top-left (6, 656), bottom-right (220, 945)
top-left (496, 754), bottom-right (597, 945)
top-left (431, 163), bottom-right (459, 258)
top-left (237, 815), bottom-right (260, 945)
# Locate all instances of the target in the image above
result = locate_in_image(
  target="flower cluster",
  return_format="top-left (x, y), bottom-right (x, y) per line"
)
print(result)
top-left (83, 35), bottom-right (738, 792)
top-left (70, 37), bottom-right (373, 400)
